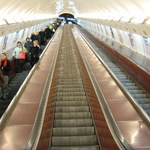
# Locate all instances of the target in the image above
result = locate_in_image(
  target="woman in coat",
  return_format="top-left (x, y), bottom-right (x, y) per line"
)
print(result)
top-left (29, 40), bottom-right (40, 67)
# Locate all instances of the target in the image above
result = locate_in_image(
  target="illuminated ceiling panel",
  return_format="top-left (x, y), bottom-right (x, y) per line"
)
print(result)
top-left (0, 0), bottom-right (149, 22)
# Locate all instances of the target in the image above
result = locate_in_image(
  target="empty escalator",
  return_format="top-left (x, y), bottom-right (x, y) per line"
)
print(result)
top-left (50, 25), bottom-right (100, 150)
top-left (29, 25), bottom-right (120, 150)
top-left (77, 26), bottom-right (150, 118)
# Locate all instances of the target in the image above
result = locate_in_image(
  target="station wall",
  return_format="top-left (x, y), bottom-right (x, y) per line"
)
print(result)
top-left (78, 19), bottom-right (150, 72)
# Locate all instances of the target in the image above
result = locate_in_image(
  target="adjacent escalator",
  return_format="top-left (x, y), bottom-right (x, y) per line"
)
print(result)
top-left (77, 26), bottom-right (150, 117)
top-left (0, 43), bottom-right (48, 118)
top-left (0, 63), bottom-right (32, 118)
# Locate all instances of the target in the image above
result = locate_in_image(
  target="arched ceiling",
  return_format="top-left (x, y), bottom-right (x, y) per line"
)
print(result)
top-left (0, 0), bottom-right (150, 23)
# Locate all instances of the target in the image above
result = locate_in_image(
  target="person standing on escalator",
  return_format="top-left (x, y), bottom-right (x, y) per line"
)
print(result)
top-left (29, 40), bottom-right (40, 67)
top-left (0, 53), bottom-right (11, 99)
top-left (24, 37), bottom-right (32, 62)
top-left (12, 41), bottom-right (27, 73)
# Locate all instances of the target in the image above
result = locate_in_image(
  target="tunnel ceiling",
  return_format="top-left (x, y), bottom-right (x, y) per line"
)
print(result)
top-left (0, 0), bottom-right (150, 23)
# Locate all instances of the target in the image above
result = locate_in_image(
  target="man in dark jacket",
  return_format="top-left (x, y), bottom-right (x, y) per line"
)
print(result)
top-left (0, 53), bottom-right (11, 99)
top-left (24, 37), bottom-right (32, 61)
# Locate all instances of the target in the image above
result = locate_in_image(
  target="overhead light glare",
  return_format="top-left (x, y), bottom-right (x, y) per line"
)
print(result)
top-left (0, 19), bottom-right (6, 25)
top-left (107, 17), bottom-right (113, 21)
top-left (130, 18), bottom-right (144, 24)
top-left (145, 19), bottom-right (150, 25)
top-left (113, 17), bottom-right (121, 21)
top-left (100, 16), bottom-right (107, 20)
top-left (6, 18), bottom-right (16, 24)
top-left (120, 17), bottom-right (130, 23)
top-left (14, 18), bottom-right (23, 23)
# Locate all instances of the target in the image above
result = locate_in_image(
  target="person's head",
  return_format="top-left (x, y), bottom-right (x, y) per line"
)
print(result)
top-left (35, 32), bottom-right (39, 35)
top-left (31, 32), bottom-right (35, 35)
top-left (26, 37), bottom-right (30, 41)
top-left (1, 53), bottom-right (7, 60)
top-left (17, 41), bottom-right (22, 47)
top-left (33, 40), bottom-right (38, 46)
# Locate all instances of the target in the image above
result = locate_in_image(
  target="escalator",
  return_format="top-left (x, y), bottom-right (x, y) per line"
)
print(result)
top-left (50, 25), bottom-right (100, 150)
top-left (0, 44), bottom-right (48, 118)
top-left (0, 24), bottom-right (148, 150)
top-left (34, 24), bottom-right (121, 150)
top-left (0, 62), bottom-right (32, 118)
top-left (77, 26), bottom-right (150, 118)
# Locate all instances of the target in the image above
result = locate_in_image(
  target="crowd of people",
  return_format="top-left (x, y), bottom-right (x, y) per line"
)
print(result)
top-left (0, 20), bottom-right (61, 99)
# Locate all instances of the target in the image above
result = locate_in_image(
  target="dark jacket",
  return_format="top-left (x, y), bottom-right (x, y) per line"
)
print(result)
top-left (30, 46), bottom-right (40, 66)
top-left (24, 41), bottom-right (33, 52)
top-left (0, 70), bottom-right (4, 87)
top-left (0, 60), bottom-right (11, 76)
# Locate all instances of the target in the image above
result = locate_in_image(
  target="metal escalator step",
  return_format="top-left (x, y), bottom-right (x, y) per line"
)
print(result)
top-left (57, 88), bottom-right (85, 92)
top-left (133, 93), bottom-right (147, 98)
top-left (120, 79), bottom-right (132, 82)
top-left (59, 71), bottom-right (80, 74)
top-left (55, 101), bottom-right (88, 107)
top-left (57, 92), bottom-right (86, 96)
top-left (59, 65), bottom-right (78, 67)
top-left (53, 126), bottom-right (96, 136)
top-left (54, 112), bottom-right (91, 119)
top-left (126, 86), bottom-right (139, 90)
top-left (115, 74), bottom-right (127, 77)
top-left (58, 82), bottom-right (83, 85)
top-left (51, 135), bottom-right (98, 146)
top-left (51, 145), bottom-right (100, 150)
top-left (144, 110), bottom-right (150, 116)
top-left (55, 106), bottom-right (90, 113)
top-left (140, 103), bottom-right (150, 110)
top-left (128, 89), bottom-right (144, 94)
top-left (54, 119), bottom-right (93, 127)
top-left (58, 78), bottom-right (82, 81)
top-left (56, 95), bottom-right (87, 101)
top-left (57, 84), bottom-right (84, 88)
top-left (50, 26), bottom-right (100, 150)
top-left (107, 64), bottom-right (118, 68)
top-left (136, 98), bottom-right (150, 104)
top-left (59, 73), bottom-right (80, 76)
top-left (123, 82), bottom-right (136, 86)
top-left (58, 81), bottom-right (83, 85)
top-left (117, 76), bottom-right (128, 80)
top-left (58, 76), bottom-right (81, 79)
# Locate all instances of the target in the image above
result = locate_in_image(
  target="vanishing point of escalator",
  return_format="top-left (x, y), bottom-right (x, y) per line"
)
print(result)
top-left (36, 25), bottom-right (119, 150)
top-left (50, 25), bottom-right (100, 150)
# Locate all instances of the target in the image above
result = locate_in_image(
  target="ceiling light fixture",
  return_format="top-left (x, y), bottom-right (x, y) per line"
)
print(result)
top-left (120, 17), bottom-right (130, 23)
top-left (145, 19), bottom-right (150, 25)
top-left (113, 17), bottom-right (121, 21)
top-left (130, 18), bottom-right (144, 24)
top-left (0, 19), bottom-right (6, 25)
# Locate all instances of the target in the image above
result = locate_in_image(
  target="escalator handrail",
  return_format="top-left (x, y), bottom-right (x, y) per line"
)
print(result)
top-left (75, 25), bottom-right (150, 126)
top-left (24, 27), bottom-right (63, 150)
top-left (0, 36), bottom-right (53, 131)
top-left (74, 26), bottom-right (133, 150)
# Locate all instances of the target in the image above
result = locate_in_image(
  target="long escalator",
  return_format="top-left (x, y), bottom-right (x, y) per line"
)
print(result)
top-left (77, 26), bottom-right (150, 118)
top-left (27, 25), bottom-right (120, 150)
top-left (0, 63), bottom-right (32, 118)
top-left (0, 44), bottom-right (47, 118)
top-left (51, 25), bottom-right (100, 150)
